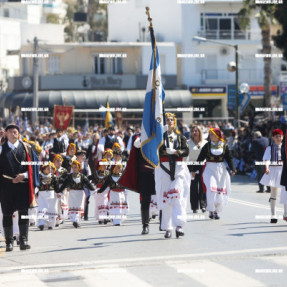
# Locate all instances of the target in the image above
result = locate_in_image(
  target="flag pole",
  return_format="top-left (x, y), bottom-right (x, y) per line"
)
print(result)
top-left (145, 7), bottom-right (173, 179)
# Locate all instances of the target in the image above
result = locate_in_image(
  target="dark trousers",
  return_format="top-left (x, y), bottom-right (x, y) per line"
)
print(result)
top-left (0, 182), bottom-right (30, 228)
top-left (190, 173), bottom-right (206, 211)
top-left (255, 165), bottom-right (270, 192)
top-left (138, 172), bottom-right (155, 211)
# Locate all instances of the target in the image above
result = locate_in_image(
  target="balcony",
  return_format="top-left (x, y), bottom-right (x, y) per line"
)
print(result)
top-left (197, 29), bottom-right (261, 41)
top-left (201, 69), bottom-right (264, 85)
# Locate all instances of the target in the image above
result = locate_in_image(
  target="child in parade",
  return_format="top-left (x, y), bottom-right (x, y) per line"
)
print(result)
top-left (76, 150), bottom-right (92, 220)
top-left (62, 143), bottom-right (77, 172)
top-left (53, 154), bottom-right (69, 224)
top-left (260, 129), bottom-right (284, 223)
top-left (191, 128), bottom-right (236, 220)
top-left (97, 164), bottom-right (128, 226)
top-left (89, 159), bottom-right (110, 224)
top-left (37, 162), bottom-right (60, 230)
top-left (58, 160), bottom-right (95, 228)
top-left (103, 148), bottom-right (113, 170)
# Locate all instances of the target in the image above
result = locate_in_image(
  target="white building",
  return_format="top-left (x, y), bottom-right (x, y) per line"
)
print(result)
top-left (180, 0), bottom-right (282, 117)
top-left (108, 0), bottom-right (284, 118)
top-left (108, 0), bottom-right (182, 43)
top-left (0, 2), bottom-right (65, 93)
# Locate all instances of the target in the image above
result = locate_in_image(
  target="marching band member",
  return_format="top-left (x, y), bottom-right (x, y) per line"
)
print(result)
top-left (260, 129), bottom-right (283, 223)
top-left (58, 160), bottom-right (95, 228)
top-left (191, 128), bottom-right (236, 220)
top-left (155, 113), bottom-right (190, 239)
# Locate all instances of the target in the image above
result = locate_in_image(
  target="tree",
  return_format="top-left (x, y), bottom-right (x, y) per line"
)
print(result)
top-left (272, 2), bottom-right (287, 61)
top-left (238, 1), bottom-right (278, 110)
top-left (46, 13), bottom-right (60, 24)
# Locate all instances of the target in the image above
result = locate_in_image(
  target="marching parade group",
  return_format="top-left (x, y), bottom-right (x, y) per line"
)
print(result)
top-left (1, 113), bottom-right (287, 252)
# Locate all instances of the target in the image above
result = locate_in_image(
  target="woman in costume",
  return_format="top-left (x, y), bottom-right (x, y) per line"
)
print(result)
top-left (191, 128), bottom-right (236, 220)
top-left (58, 160), bottom-right (95, 228)
top-left (155, 113), bottom-right (190, 239)
top-left (186, 125), bottom-right (208, 213)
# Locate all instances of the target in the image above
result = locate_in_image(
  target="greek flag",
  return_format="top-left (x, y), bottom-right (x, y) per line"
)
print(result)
top-left (140, 27), bottom-right (165, 168)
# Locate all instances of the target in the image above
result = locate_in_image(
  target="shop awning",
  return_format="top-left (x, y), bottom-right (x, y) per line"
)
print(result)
top-left (0, 90), bottom-right (192, 109)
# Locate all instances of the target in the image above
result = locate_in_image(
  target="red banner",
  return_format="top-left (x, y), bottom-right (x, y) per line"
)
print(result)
top-left (53, 105), bottom-right (74, 131)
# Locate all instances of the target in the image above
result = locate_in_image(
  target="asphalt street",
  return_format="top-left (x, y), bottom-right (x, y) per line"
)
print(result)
top-left (0, 175), bottom-right (287, 287)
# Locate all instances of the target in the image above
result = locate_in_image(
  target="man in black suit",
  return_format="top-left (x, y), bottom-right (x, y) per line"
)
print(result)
top-left (49, 129), bottom-right (66, 161)
top-left (251, 131), bottom-right (270, 193)
top-left (0, 124), bottom-right (37, 251)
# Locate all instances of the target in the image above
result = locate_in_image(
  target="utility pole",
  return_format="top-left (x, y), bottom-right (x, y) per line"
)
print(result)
top-left (235, 45), bottom-right (239, 129)
top-left (32, 36), bottom-right (39, 124)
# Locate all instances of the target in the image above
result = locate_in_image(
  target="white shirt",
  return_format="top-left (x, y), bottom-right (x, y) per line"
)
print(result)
top-left (97, 135), bottom-right (124, 154)
top-left (127, 135), bottom-right (133, 152)
top-left (186, 139), bottom-right (208, 162)
top-left (262, 144), bottom-right (282, 163)
top-left (0, 140), bottom-right (28, 179)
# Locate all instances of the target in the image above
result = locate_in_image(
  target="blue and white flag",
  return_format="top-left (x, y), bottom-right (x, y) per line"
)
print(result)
top-left (84, 117), bottom-right (89, 134)
top-left (24, 116), bottom-right (28, 131)
top-left (140, 27), bottom-right (165, 168)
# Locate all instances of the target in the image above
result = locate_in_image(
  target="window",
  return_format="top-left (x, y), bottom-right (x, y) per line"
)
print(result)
top-left (94, 57), bottom-right (106, 74)
top-left (219, 19), bottom-right (231, 39)
top-left (111, 58), bottom-right (123, 74)
top-left (22, 58), bottom-right (28, 76)
top-left (4, 9), bottom-right (9, 18)
top-left (47, 56), bottom-right (60, 74)
top-left (200, 13), bottom-right (248, 40)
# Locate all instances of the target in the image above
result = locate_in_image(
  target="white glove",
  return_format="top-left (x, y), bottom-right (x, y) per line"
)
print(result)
top-left (190, 171), bottom-right (195, 181)
top-left (166, 147), bottom-right (176, 155)
top-left (133, 137), bottom-right (141, 148)
top-left (163, 125), bottom-right (168, 133)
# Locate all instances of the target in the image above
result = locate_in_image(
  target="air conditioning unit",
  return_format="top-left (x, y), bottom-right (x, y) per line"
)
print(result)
top-left (73, 12), bottom-right (87, 23)
top-left (220, 47), bottom-right (228, 56)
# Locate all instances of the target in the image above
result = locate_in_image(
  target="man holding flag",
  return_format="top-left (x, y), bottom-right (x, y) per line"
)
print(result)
top-left (140, 10), bottom-right (190, 239)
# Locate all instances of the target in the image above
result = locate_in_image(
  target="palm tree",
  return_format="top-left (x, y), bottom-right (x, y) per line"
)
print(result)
top-left (238, 2), bottom-right (277, 112)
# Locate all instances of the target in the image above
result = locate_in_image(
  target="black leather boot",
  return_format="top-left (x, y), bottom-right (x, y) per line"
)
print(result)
top-left (159, 210), bottom-right (164, 231)
top-left (84, 204), bottom-right (89, 221)
top-left (19, 224), bottom-right (31, 250)
top-left (4, 226), bottom-right (14, 252)
top-left (141, 209), bottom-right (149, 235)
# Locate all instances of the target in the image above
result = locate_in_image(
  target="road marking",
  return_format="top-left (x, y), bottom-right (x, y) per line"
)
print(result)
top-left (0, 273), bottom-right (47, 287)
top-left (73, 267), bottom-right (152, 287)
top-left (261, 256), bottom-right (287, 268)
top-left (1, 246), bottom-right (287, 273)
top-left (166, 260), bottom-right (263, 287)
top-left (229, 198), bottom-right (283, 211)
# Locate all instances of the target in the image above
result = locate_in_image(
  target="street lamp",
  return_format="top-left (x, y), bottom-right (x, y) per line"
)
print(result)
top-left (192, 36), bottom-right (239, 129)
